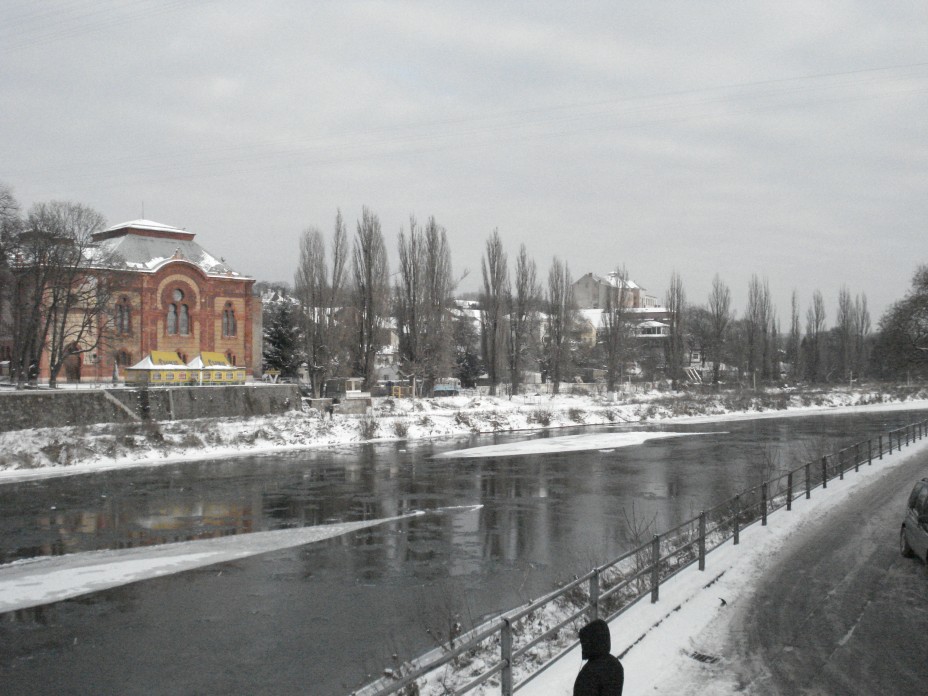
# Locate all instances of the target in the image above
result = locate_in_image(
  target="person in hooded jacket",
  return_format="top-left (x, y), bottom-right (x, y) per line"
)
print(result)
top-left (573, 618), bottom-right (624, 696)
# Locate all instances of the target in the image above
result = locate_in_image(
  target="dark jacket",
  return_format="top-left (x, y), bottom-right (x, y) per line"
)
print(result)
top-left (573, 619), bottom-right (624, 696)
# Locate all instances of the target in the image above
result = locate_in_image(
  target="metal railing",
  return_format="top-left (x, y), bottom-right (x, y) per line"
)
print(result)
top-left (360, 416), bottom-right (928, 696)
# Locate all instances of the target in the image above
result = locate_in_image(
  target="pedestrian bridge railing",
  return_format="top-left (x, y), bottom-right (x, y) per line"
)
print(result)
top-left (358, 417), bottom-right (928, 696)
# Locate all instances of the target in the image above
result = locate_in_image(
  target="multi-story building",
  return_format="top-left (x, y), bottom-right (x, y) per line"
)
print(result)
top-left (2, 219), bottom-right (259, 382)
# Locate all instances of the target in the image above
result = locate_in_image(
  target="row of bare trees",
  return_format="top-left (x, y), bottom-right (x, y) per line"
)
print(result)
top-left (477, 231), bottom-right (592, 396)
top-left (288, 207), bottom-right (459, 396)
top-left (278, 210), bottom-right (893, 396)
top-left (688, 273), bottom-right (874, 386)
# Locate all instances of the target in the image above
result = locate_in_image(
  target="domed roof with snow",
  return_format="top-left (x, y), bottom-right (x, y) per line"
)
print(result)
top-left (92, 219), bottom-right (246, 277)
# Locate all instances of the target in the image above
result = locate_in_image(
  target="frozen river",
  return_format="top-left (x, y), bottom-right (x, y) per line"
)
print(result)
top-left (1, 408), bottom-right (925, 695)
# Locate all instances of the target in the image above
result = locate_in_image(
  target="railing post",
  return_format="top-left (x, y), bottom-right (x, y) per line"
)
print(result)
top-left (787, 472), bottom-right (793, 511)
top-left (761, 483), bottom-right (768, 525)
top-left (733, 495), bottom-right (741, 545)
top-left (822, 456), bottom-right (828, 489)
top-left (588, 568), bottom-right (600, 622)
top-left (698, 511), bottom-right (706, 571)
top-left (868, 439), bottom-right (872, 466)
top-left (650, 535), bottom-right (660, 603)
top-left (500, 618), bottom-right (513, 696)
top-left (805, 462), bottom-right (811, 499)
top-left (838, 449), bottom-right (844, 480)
top-left (879, 434), bottom-right (883, 459)
top-left (855, 443), bottom-right (860, 472)
top-left (889, 431), bottom-right (894, 454)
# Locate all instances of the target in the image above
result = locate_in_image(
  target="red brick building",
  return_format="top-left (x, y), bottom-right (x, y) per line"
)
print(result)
top-left (24, 219), bottom-right (258, 382)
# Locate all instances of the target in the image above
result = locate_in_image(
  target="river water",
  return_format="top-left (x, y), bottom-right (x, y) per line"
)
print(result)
top-left (1, 408), bottom-right (925, 695)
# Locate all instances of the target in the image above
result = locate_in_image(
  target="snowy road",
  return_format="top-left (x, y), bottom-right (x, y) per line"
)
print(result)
top-left (722, 446), bottom-right (928, 694)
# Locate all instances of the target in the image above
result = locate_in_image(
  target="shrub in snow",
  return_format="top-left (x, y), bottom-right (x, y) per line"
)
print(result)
top-left (359, 416), bottom-right (379, 440)
top-left (393, 420), bottom-right (409, 438)
top-left (528, 408), bottom-right (552, 426)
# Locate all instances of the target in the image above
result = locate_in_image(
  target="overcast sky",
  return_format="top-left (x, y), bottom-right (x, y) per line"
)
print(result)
top-left (2, 1), bottom-right (926, 323)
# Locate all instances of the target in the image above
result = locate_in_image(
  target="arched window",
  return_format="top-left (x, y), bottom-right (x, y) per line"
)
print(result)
top-left (179, 304), bottom-right (189, 335)
top-left (222, 302), bottom-right (237, 337)
top-left (166, 304), bottom-right (177, 335)
top-left (166, 289), bottom-right (190, 336)
top-left (115, 297), bottom-right (132, 335)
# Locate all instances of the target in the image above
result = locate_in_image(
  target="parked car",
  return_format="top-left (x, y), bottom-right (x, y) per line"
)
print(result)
top-left (900, 477), bottom-right (928, 563)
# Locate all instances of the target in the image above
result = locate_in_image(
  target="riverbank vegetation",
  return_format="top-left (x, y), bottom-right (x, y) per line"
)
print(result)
top-left (2, 383), bottom-right (927, 476)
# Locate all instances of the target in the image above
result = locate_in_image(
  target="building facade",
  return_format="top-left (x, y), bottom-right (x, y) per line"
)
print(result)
top-left (7, 219), bottom-right (258, 382)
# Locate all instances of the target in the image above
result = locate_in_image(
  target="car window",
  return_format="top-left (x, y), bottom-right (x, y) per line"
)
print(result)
top-left (908, 483), bottom-right (925, 509)
top-left (916, 486), bottom-right (928, 516)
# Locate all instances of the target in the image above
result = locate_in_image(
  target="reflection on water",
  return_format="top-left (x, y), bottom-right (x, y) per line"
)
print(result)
top-left (1, 409), bottom-right (925, 695)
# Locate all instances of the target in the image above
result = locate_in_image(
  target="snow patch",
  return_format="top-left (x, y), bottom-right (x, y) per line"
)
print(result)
top-left (0, 508), bottom-right (474, 613)
top-left (433, 431), bottom-right (723, 459)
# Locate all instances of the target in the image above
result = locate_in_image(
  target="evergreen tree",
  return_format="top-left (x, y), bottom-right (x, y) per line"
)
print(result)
top-left (263, 299), bottom-right (303, 377)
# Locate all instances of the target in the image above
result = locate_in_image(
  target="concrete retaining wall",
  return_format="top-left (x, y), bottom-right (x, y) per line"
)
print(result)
top-left (0, 384), bottom-right (301, 433)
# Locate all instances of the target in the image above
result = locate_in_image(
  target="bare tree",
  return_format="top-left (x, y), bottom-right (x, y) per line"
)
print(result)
top-left (835, 286), bottom-right (854, 381)
top-left (295, 210), bottom-right (348, 397)
top-left (480, 230), bottom-right (508, 396)
top-left (10, 201), bottom-right (114, 387)
top-left (804, 290), bottom-right (827, 382)
top-left (506, 244), bottom-right (540, 396)
top-left (853, 293), bottom-right (871, 378)
top-left (787, 289), bottom-right (802, 380)
top-left (601, 266), bottom-right (633, 391)
top-left (395, 215), bottom-right (456, 395)
top-left (544, 257), bottom-right (575, 394)
top-left (351, 207), bottom-right (389, 390)
top-left (874, 266), bottom-right (928, 378)
top-left (706, 274), bottom-right (732, 386)
top-left (664, 270), bottom-right (686, 389)
top-left (745, 275), bottom-right (772, 383)
top-left (0, 183), bottom-right (22, 344)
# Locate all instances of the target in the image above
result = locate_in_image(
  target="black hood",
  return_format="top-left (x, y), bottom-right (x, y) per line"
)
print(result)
top-left (579, 619), bottom-right (611, 660)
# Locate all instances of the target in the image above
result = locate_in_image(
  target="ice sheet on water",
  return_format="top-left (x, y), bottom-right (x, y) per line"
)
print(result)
top-left (0, 506), bottom-right (477, 613)
top-left (433, 431), bottom-right (725, 459)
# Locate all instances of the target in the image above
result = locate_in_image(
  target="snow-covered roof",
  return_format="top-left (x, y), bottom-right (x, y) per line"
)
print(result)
top-left (578, 308), bottom-right (605, 327)
top-left (187, 352), bottom-right (233, 369)
top-left (104, 219), bottom-right (192, 236)
top-left (580, 272), bottom-right (643, 291)
top-left (127, 351), bottom-right (186, 370)
top-left (92, 219), bottom-right (247, 278)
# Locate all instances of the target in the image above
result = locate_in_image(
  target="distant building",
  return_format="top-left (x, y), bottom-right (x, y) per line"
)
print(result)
top-left (572, 270), bottom-right (671, 343)
top-left (573, 271), bottom-right (661, 310)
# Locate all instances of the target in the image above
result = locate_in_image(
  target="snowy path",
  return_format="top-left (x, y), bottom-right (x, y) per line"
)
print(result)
top-left (518, 434), bottom-right (928, 695)
top-left (0, 507), bottom-right (478, 613)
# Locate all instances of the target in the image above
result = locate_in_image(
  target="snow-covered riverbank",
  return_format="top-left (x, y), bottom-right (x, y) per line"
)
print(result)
top-left (1, 385), bottom-right (927, 483)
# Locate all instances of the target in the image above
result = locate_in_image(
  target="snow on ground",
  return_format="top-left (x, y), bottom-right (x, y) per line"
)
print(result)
top-left (517, 433), bottom-right (928, 696)
top-left (1, 386), bottom-right (927, 482)
top-left (0, 506), bottom-right (481, 613)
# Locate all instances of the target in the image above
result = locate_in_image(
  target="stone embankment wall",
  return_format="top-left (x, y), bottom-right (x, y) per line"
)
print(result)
top-left (0, 385), bottom-right (301, 433)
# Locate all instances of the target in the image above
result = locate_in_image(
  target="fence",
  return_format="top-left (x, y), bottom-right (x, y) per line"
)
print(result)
top-left (361, 416), bottom-right (928, 696)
